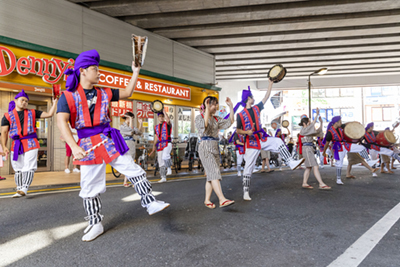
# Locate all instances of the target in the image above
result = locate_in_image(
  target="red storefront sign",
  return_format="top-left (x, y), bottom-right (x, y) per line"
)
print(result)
top-left (111, 100), bottom-right (133, 117)
top-left (136, 101), bottom-right (154, 119)
top-left (0, 46), bottom-right (74, 84)
top-left (98, 69), bottom-right (191, 101)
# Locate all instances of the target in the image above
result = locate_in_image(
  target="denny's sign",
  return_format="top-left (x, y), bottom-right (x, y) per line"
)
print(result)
top-left (0, 45), bottom-right (73, 84)
top-left (98, 70), bottom-right (191, 101)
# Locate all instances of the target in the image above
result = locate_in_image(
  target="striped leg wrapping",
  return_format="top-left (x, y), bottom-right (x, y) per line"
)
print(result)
top-left (359, 149), bottom-right (370, 160)
top-left (127, 174), bottom-right (155, 207)
top-left (160, 166), bottom-right (167, 179)
top-left (22, 170), bottom-right (34, 189)
top-left (83, 196), bottom-right (103, 225)
top-left (14, 171), bottom-right (22, 190)
top-left (336, 168), bottom-right (342, 179)
top-left (278, 144), bottom-right (291, 164)
top-left (243, 175), bottom-right (251, 193)
top-left (164, 159), bottom-right (172, 168)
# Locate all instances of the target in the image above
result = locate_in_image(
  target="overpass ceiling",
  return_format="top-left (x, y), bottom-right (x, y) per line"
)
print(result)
top-left (69, 0), bottom-right (400, 82)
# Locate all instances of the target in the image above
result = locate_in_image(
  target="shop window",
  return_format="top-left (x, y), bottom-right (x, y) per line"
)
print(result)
top-left (369, 87), bottom-right (382, 97)
top-left (383, 107), bottom-right (393, 121)
top-left (312, 89), bottom-right (325, 98)
top-left (178, 107), bottom-right (192, 140)
top-left (340, 88), bottom-right (354, 97)
top-left (340, 108), bottom-right (355, 122)
top-left (326, 89), bottom-right (340, 97)
top-left (382, 87), bottom-right (396, 96)
top-left (137, 101), bottom-right (155, 141)
top-left (194, 109), bottom-right (201, 134)
top-left (372, 107), bottom-right (383, 121)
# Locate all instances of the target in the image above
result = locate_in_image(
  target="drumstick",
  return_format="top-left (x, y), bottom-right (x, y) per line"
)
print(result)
top-left (73, 139), bottom-right (107, 161)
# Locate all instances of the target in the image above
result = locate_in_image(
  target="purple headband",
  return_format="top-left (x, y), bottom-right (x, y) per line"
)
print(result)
top-left (8, 101), bottom-right (15, 112)
top-left (224, 86), bottom-right (252, 119)
top-left (8, 89), bottom-right (29, 112)
top-left (365, 122), bottom-right (374, 131)
top-left (323, 116), bottom-right (341, 144)
top-left (385, 127), bottom-right (390, 130)
top-left (275, 128), bottom-right (282, 137)
top-left (15, 89), bottom-right (29, 100)
top-left (64, 50), bottom-right (100, 92)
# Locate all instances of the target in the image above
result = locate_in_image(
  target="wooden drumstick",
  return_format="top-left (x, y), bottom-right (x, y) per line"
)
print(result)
top-left (73, 139), bottom-right (107, 161)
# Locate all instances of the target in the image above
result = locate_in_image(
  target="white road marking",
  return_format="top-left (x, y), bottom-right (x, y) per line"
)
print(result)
top-left (328, 202), bottom-right (400, 267)
top-left (0, 222), bottom-right (86, 267)
top-left (121, 191), bottom-right (162, 202)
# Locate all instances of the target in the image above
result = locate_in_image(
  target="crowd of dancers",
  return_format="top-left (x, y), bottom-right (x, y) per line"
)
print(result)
top-left (2, 49), bottom-right (399, 242)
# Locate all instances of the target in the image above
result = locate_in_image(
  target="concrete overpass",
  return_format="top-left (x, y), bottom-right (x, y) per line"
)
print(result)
top-left (68, 0), bottom-right (400, 89)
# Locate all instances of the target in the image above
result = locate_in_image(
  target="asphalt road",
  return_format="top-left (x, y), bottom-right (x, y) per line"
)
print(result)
top-left (1, 166), bottom-right (400, 267)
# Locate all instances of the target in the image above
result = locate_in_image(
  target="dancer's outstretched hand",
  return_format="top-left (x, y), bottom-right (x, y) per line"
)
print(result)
top-left (226, 97), bottom-right (233, 107)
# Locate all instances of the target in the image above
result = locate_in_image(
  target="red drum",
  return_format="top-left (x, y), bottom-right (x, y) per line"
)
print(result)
top-left (376, 130), bottom-right (396, 147)
top-left (343, 121), bottom-right (365, 143)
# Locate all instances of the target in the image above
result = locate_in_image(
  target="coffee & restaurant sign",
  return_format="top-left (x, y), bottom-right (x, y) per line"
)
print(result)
top-left (98, 69), bottom-right (191, 101)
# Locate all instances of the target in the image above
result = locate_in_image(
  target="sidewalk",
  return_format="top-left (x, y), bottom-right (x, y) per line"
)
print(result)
top-left (0, 168), bottom-right (236, 193)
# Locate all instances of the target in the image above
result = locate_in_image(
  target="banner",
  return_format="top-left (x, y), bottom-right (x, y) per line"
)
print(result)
top-left (110, 100), bottom-right (133, 117)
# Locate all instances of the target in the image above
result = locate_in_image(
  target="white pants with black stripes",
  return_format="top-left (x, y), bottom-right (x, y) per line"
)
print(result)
top-left (370, 147), bottom-right (394, 160)
top-left (80, 153), bottom-right (156, 225)
top-left (335, 144), bottom-right (369, 168)
top-left (157, 143), bottom-right (172, 168)
top-left (11, 149), bottom-right (38, 191)
top-left (243, 137), bottom-right (292, 193)
top-left (157, 143), bottom-right (172, 179)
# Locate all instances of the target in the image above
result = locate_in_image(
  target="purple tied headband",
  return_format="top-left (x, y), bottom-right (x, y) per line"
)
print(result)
top-left (64, 49), bottom-right (100, 92)
top-left (365, 122), bottom-right (374, 131)
top-left (322, 116), bottom-right (341, 144)
top-left (9, 89), bottom-right (29, 112)
top-left (224, 86), bottom-right (253, 119)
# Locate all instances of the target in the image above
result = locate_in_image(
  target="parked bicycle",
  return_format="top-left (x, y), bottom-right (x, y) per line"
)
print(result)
top-left (137, 145), bottom-right (149, 171)
top-left (220, 144), bottom-right (234, 169)
top-left (185, 136), bottom-right (201, 171)
top-left (171, 138), bottom-right (183, 174)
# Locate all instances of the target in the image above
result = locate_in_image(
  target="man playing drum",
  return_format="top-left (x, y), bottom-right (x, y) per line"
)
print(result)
top-left (363, 122), bottom-right (400, 164)
top-left (235, 82), bottom-right (304, 201)
top-left (322, 116), bottom-right (378, 185)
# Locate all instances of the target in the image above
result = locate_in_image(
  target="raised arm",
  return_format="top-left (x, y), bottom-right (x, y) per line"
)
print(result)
top-left (119, 62), bottom-right (141, 99)
top-left (40, 99), bottom-right (58, 118)
top-left (204, 98), bottom-right (211, 129)
top-left (226, 97), bottom-right (234, 124)
top-left (261, 80), bottom-right (274, 105)
top-left (163, 109), bottom-right (171, 125)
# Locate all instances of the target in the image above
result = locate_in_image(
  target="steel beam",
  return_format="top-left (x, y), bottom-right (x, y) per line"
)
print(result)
top-left (178, 25), bottom-right (400, 47)
top-left (86, 0), bottom-right (306, 17)
top-left (154, 12), bottom-right (400, 39)
top-left (215, 44), bottom-right (400, 60)
top-left (122, 0), bottom-right (400, 29)
top-left (199, 36), bottom-right (400, 53)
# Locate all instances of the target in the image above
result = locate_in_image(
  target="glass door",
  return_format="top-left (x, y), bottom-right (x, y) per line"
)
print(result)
top-left (28, 100), bottom-right (51, 171)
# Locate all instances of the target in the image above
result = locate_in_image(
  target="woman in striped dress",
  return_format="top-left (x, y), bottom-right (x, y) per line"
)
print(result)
top-left (299, 108), bottom-right (331, 190)
top-left (195, 96), bottom-right (235, 209)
